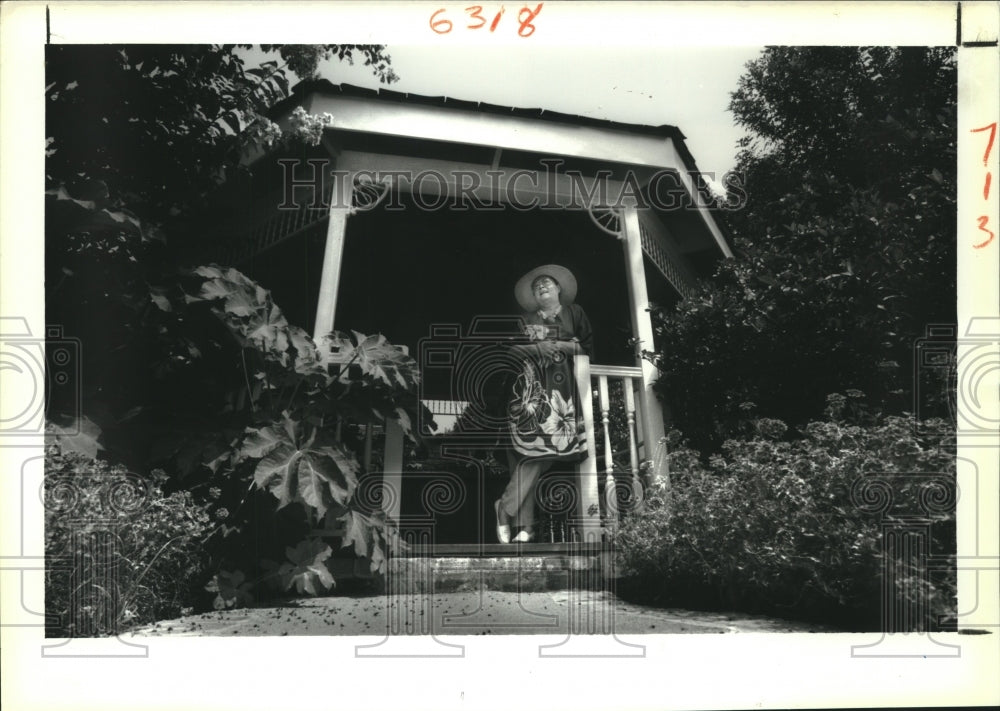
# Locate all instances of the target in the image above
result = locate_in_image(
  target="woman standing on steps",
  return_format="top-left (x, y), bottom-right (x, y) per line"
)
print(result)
top-left (495, 264), bottom-right (593, 543)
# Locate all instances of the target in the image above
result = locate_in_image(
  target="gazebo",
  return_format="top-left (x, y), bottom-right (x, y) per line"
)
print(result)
top-left (222, 80), bottom-right (732, 550)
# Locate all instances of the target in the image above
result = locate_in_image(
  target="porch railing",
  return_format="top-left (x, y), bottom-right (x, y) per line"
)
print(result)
top-left (586, 360), bottom-right (646, 528)
top-left (341, 354), bottom-right (648, 542)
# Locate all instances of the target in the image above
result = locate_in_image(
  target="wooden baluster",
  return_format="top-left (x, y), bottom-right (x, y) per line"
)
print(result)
top-left (574, 354), bottom-right (601, 540)
top-left (362, 422), bottom-right (373, 472)
top-left (624, 379), bottom-right (641, 511)
top-left (598, 375), bottom-right (617, 525)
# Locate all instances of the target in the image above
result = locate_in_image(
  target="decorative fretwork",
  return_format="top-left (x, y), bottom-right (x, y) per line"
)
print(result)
top-left (222, 174), bottom-right (390, 265)
top-left (587, 205), bottom-right (623, 239)
top-left (350, 174), bottom-right (392, 214)
top-left (221, 182), bottom-right (335, 265)
top-left (638, 217), bottom-right (699, 300)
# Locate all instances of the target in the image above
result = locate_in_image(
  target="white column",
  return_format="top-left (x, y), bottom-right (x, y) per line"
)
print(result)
top-left (621, 206), bottom-right (668, 482)
top-left (312, 170), bottom-right (354, 341)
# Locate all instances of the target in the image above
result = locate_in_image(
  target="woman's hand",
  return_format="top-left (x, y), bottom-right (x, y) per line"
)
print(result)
top-left (536, 339), bottom-right (561, 360)
top-left (537, 339), bottom-right (581, 362)
top-left (509, 339), bottom-right (581, 362)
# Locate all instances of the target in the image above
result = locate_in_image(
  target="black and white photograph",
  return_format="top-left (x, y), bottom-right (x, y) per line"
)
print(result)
top-left (1, 2), bottom-right (997, 710)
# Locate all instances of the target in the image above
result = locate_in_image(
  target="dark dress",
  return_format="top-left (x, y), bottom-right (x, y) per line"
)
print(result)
top-left (506, 303), bottom-right (593, 460)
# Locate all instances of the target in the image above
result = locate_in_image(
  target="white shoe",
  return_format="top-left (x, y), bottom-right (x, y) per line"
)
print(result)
top-left (495, 500), bottom-right (511, 543)
top-left (513, 530), bottom-right (534, 543)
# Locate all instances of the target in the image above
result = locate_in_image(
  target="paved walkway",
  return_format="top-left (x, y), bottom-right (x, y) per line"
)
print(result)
top-left (129, 589), bottom-right (832, 637)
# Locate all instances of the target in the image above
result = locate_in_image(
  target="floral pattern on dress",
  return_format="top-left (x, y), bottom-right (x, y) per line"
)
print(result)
top-left (540, 389), bottom-right (578, 453)
top-left (507, 344), bottom-right (586, 459)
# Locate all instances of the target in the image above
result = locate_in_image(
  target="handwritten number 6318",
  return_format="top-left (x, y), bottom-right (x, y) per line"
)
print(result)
top-left (431, 4), bottom-right (543, 37)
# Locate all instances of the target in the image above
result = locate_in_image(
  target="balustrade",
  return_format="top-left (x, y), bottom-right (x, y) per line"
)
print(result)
top-left (588, 361), bottom-right (646, 530)
top-left (345, 355), bottom-right (649, 544)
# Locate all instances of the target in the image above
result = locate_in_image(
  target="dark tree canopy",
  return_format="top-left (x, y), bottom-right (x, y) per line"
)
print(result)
top-left (651, 47), bottom-right (957, 453)
top-left (44, 44), bottom-right (397, 436)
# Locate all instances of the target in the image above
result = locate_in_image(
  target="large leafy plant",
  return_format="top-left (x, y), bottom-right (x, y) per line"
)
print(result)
top-left (148, 264), bottom-right (425, 601)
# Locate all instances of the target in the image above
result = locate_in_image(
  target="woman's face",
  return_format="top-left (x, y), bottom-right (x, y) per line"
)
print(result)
top-left (532, 276), bottom-right (561, 308)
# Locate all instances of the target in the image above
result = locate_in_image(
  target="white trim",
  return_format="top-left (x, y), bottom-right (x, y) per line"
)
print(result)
top-left (297, 94), bottom-right (685, 169)
top-left (662, 141), bottom-right (734, 258)
top-left (336, 150), bottom-right (626, 207)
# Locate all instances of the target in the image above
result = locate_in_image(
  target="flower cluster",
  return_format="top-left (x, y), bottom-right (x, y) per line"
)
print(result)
top-left (287, 106), bottom-right (334, 146)
top-left (524, 324), bottom-right (548, 341)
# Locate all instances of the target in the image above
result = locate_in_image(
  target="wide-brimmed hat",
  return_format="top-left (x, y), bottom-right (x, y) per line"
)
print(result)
top-left (514, 264), bottom-right (578, 311)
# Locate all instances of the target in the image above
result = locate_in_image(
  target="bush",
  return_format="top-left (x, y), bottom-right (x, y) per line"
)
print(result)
top-left (45, 444), bottom-right (213, 636)
top-left (614, 399), bottom-right (956, 630)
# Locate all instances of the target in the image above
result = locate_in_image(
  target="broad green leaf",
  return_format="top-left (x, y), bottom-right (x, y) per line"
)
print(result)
top-left (341, 509), bottom-right (370, 558)
top-left (368, 531), bottom-right (387, 574)
top-left (240, 424), bottom-right (284, 460)
top-left (148, 287), bottom-right (173, 312)
top-left (315, 444), bottom-right (360, 499)
top-left (205, 569), bottom-right (253, 609)
top-left (45, 416), bottom-right (104, 459)
top-left (296, 452), bottom-right (340, 519)
top-left (254, 443), bottom-right (302, 509)
top-left (288, 325), bottom-right (321, 375)
top-left (279, 539), bottom-right (334, 595)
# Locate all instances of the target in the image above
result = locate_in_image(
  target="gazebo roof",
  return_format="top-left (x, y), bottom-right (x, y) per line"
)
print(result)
top-left (257, 79), bottom-right (734, 261)
top-left (273, 79), bottom-right (704, 173)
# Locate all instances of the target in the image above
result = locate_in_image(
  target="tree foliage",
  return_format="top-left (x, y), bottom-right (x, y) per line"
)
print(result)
top-left (650, 47), bottom-right (956, 452)
top-left (45, 44), bottom-right (395, 235)
top-left (43, 45), bottom-right (405, 612)
top-left (45, 44), bottom-right (398, 424)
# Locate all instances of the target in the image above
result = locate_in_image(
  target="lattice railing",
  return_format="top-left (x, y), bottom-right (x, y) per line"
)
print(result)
top-left (638, 217), bottom-right (699, 300)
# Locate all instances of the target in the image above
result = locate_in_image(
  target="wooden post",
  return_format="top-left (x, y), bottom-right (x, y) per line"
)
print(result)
top-left (574, 354), bottom-right (602, 539)
top-left (362, 423), bottom-right (373, 472)
top-left (382, 420), bottom-right (404, 525)
top-left (312, 170), bottom-right (353, 342)
top-left (621, 205), bottom-right (668, 482)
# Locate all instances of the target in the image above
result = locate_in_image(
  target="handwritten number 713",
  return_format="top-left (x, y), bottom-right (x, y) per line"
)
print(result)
top-left (971, 123), bottom-right (997, 249)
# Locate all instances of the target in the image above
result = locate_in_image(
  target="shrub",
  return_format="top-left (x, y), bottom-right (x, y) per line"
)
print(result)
top-left (615, 400), bottom-right (955, 630)
top-left (45, 444), bottom-right (213, 637)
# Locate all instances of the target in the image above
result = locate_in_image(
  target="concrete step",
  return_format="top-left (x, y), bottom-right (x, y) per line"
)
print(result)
top-left (388, 543), bottom-right (614, 593)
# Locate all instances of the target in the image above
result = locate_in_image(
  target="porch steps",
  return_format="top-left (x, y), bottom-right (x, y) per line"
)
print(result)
top-left (387, 543), bottom-right (615, 593)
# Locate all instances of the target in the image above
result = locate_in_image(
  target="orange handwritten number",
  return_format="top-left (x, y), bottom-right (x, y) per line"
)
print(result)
top-left (971, 122), bottom-right (997, 166)
top-left (466, 6), bottom-right (486, 29)
top-left (518, 3), bottom-right (542, 37)
top-left (973, 216), bottom-right (994, 249)
top-left (430, 8), bottom-right (453, 34)
top-left (984, 172), bottom-right (992, 201)
top-left (490, 7), bottom-right (506, 31)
